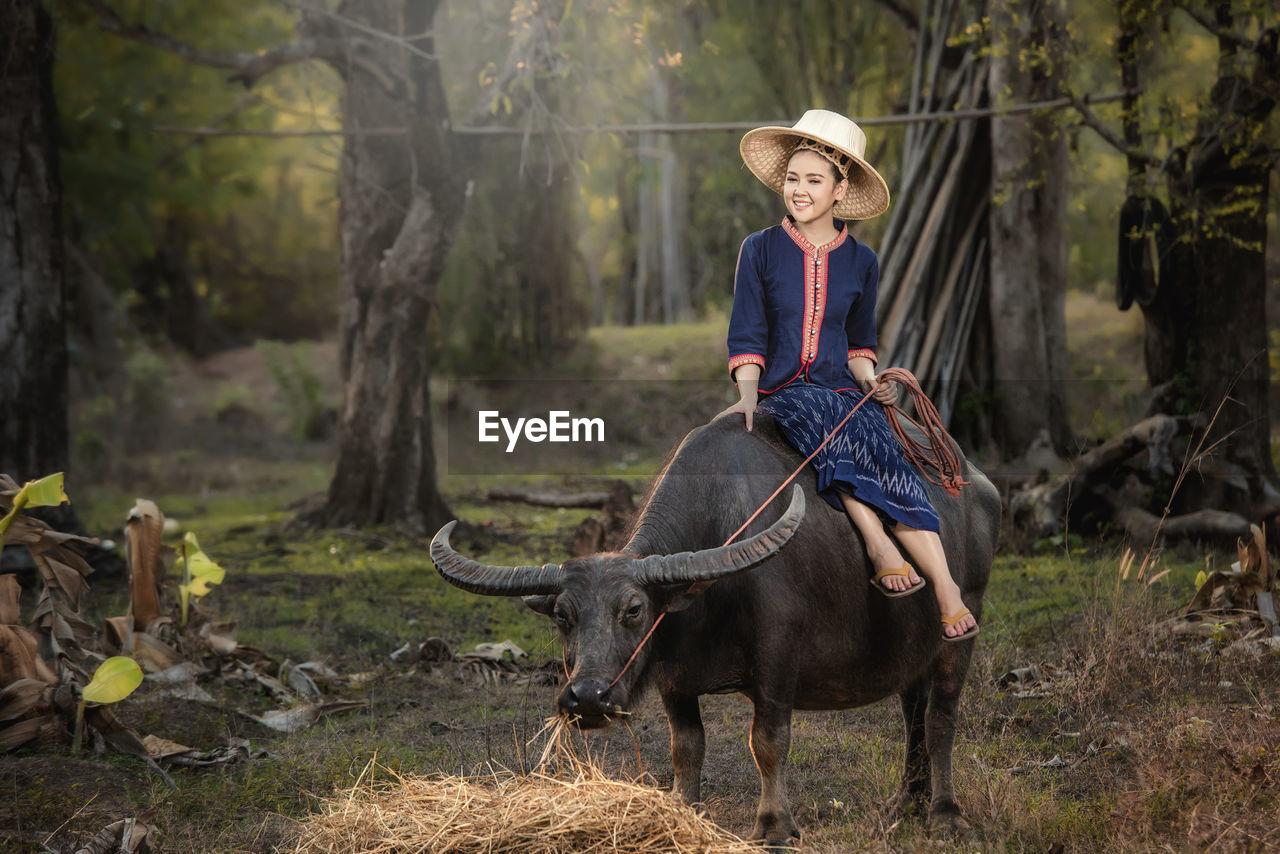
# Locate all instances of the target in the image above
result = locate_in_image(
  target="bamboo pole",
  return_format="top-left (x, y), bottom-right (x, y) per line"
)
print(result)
top-left (880, 74), bottom-right (982, 355)
top-left (915, 207), bottom-right (984, 378)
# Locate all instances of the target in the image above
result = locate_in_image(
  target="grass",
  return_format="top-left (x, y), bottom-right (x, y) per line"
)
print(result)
top-left (27, 462), bottom-right (1273, 853)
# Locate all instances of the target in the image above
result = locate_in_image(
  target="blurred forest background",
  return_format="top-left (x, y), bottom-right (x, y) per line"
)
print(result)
top-left (3, 5), bottom-right (1280, 848)
top-left (3, 0), bottom-right (1278, 541)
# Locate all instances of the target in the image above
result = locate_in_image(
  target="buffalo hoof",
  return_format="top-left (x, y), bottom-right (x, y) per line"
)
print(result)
top-left (927, 802), bottom-right (972, 838)
top-left (751, 814), bottom-right (800, 849)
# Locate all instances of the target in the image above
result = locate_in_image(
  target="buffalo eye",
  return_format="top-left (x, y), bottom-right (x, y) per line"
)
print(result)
top-left (622, 602), bottom-right (644, 624)
top-left (553, 607), bottom-right (574, 630)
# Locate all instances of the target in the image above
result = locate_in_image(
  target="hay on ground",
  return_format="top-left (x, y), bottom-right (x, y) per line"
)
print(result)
top-left (293, 724), bottom-right (759, 854)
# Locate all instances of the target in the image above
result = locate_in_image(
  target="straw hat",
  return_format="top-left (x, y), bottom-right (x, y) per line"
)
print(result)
top-left (740, 109), bottom-right (890, 220)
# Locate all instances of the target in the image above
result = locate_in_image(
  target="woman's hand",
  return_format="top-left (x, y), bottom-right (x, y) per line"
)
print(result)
top-left (858, 373), bottom-right (898, 407)
top-left (719, 363), bottom-right (761, 430)
top-left (715, 396), bottom-right (759, 431)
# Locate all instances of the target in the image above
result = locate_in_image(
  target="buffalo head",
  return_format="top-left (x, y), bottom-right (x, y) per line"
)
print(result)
top-left (430, 485), bottom-right (805, 728)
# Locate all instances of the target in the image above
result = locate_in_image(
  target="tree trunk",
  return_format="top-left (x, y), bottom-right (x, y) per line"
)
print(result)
top-left (0, 1), bottom-right (70, 486)
top-left (986, 0), bottom-right (1072, 459)
top-left (651, 67), bottom-right (690, 324)
top-left (309, 0), bottom-right (457, 534)
top-left (1158, 116), bottom-right (1278, 517)
top-left (1136, 14), bottom-right (1280, 519)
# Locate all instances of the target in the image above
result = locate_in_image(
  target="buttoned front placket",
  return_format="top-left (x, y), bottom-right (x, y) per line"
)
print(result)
top-left (783, 218), bottom-right (847, 382)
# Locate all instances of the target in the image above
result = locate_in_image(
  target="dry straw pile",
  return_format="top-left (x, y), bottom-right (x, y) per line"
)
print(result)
top-left (292, 725), bottom-right (758, 854)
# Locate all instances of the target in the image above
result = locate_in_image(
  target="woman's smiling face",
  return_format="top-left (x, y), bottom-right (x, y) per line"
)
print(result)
top-left (783, 149), bottom-right (847, 227)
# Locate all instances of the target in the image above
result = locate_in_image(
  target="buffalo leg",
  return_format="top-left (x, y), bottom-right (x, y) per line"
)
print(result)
top-left (748, 697), bottom-right (800, 844)
top-left (663, 692), bottom-right (705, 805)
top-left (895, 674), bottom-right (931, 817)
top-left (926, 641), bottom-right (976, 833)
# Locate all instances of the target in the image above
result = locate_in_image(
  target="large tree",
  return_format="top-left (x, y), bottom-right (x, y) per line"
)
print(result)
top-left (987, 0), bottom-right (1073, 459)
top-left (87, 0), bottom-right (460, 533)
top-left (1072, 0), bottom-right (1279, 520)
top-left (1, 1), bottom-right (71, 486)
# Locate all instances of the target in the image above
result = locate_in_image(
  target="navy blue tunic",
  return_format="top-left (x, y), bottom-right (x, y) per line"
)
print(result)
top-left (727, 217), bottom-right (939, 532)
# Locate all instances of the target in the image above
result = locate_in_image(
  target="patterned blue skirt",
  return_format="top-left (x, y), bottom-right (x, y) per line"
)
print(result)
top-left (758, 382), bottom-right (940, 532)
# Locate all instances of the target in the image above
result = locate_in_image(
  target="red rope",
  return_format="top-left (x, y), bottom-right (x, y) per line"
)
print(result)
top-left (878, 367), bottom-right (970, 496)
top-left (595, 370), bottom-right (963, 691)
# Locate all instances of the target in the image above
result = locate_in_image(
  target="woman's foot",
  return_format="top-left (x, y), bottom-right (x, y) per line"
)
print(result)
top-left (936, 582), bottom-right (979, 640)
top-left (868, 544), bottom-right (925, 596)
top-left (872, 563), bottom-right (927, 598)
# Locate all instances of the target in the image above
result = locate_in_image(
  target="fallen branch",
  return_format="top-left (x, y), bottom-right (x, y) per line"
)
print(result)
top-left (1011, 413), bottom-right (1200, 536)
top-left (1110, 505), bottom-right (1252, 546)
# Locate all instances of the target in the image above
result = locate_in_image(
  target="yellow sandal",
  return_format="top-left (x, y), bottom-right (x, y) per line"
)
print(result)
top-left (871, 563), bottom-right (927, 599)
top-left (941, 607), bottom-right (980, 642)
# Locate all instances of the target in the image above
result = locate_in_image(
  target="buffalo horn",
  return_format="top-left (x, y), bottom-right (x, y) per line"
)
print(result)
top-left (430, 521), bottom-right (564, 596)
top-left (631, 484), bottom-right (806, 586)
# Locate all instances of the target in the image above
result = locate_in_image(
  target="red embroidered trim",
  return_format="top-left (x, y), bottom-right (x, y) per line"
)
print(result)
top-left (848, 348), bottom-right (877, 364)
top-left (781, 218), bottom-right (847, 378)
top-left (781, 217), bottom-right (849, 255)
top-left (728, 353), bottom-right (766, 372)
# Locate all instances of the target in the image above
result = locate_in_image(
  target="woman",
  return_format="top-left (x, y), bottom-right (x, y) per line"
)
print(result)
top-left (715, 109), bottom-right (978, 641)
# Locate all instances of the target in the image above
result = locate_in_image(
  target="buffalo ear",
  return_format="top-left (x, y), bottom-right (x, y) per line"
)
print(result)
top-left (522, 594), bottom-right (558, 617)
top-left (657, 584), bottom-right (697, 613)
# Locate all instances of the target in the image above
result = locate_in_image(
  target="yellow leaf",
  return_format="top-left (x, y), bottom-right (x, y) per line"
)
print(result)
top-left (20, 473), bottom-right (69, 508)
top-left (82, 656), bottom-right (143, 705)
top-left (188, 552), bottom-right (226, 586)
top-left (176, 532), bottom-right (226, 625)
top-left (1194, 570), bottom-right (1208, 591)
top-left (179, 576), bottom-right (216, 598)
top-left (177, 533), bottom-right (226, 585)
top-left (0, 473), bottom-right (69, 543)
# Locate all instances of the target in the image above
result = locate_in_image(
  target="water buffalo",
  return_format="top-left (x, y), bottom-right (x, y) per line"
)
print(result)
top-left (431, 413), bottom-right (1000, 846)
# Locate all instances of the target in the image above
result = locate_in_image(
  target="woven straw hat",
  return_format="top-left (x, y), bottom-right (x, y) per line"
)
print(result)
top-left (740, 109), bottom-right (890, 220)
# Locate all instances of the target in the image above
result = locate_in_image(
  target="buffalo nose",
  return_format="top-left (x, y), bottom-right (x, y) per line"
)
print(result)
top-left (560, 677), bottom-right (615, 717)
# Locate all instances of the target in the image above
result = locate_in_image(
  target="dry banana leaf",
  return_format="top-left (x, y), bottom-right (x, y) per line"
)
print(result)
top-left (0, 713), bottom-right (60, 751)
top-left (0, 574), bottom-right (20, 625)
top-left (72, 816), bottom-right (154, 854)
top-left (250, 699), bottom-right (366, 734)
top-left (0, 677), bottom-right (52, 722)
top-left (0, 623), bottom-right (58, 686)
top-left (125, 500), bottom-right (166, 629)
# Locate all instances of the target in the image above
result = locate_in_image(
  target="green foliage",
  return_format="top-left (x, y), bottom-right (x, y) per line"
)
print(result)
top-left (435, 0), bottom-right (916, 351)
top-left (55, 0), bottom-right (340, 342)
top-left (212, 383), bottom-right (256, 421)
top-left (0, 473), bottom-right (69, 545)
top-left (1033, 532), bottom-right (1087, 554)
top-left (175, 531), bottom-right (228, 626)
top-left (256, 341), bottom-right (331, 442)
top-left (74, 656), bottom-right (144, 753)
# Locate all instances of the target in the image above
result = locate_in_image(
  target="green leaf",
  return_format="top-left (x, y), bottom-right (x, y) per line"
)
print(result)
top-left (82, 656), bottom-right (143, 705)
top-left (0, 473), bottom-right (70, 544)
top-left (176, 532), bottom-right (226, 625)
top-left (1194, 570), bottom-right (1208, 591)
top-left (20, 473), bottom-right (69, 508)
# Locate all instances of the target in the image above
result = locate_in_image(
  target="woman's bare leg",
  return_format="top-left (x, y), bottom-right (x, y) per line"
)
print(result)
top-left (837, 493), bottom-right (923, 594)
top-left (893, 525), bottom-right (978, 637)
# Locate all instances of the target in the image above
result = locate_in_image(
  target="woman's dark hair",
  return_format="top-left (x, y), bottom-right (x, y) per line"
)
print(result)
top-left (789, 141), bottom-right (849, 184)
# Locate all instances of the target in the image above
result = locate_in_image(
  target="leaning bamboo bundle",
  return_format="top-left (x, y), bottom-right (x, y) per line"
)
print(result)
top-left (875, 0), bottom-right (992, 428)
top-left (292, 725), bottom-right (759, 854)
